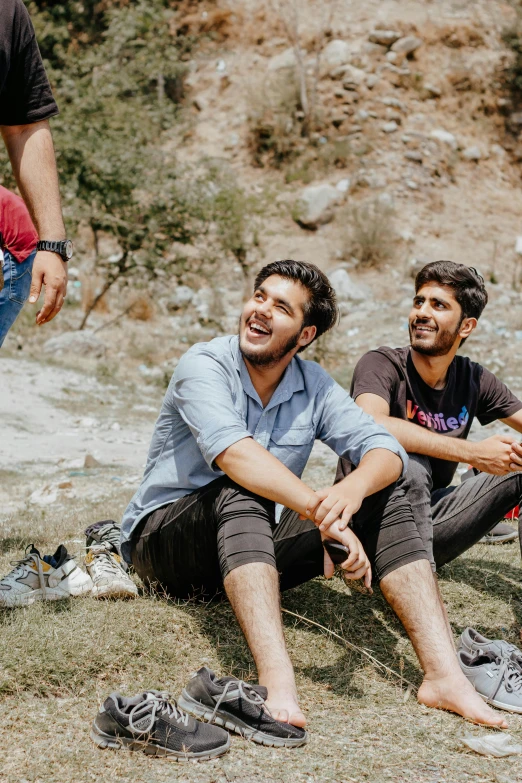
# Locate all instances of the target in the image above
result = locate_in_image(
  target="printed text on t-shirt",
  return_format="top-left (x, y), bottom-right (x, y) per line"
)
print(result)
top-left (406, 399), bottom-right (469, 431)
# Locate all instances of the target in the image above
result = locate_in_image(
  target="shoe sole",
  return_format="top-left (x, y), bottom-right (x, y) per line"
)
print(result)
top-left (477, 692), bottom-right (522, 714)
top-left (479, 532), bottom-right (518, 544)
top-left (178, 691), bottom-right (308, 748)
top-left (90, 724), bottom-right (230, 760)
top-left (0, 582), bottom-right (92, 608)
top-left (91, 585), bottom-right (138, 600)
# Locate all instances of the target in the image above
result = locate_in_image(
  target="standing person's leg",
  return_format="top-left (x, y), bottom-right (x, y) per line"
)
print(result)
top-left (431, 471), bottom-right (522, 568)
top-left (131, 477), bottom-right (307, 727)
top-left (0, 249), bottom-right (36, 347)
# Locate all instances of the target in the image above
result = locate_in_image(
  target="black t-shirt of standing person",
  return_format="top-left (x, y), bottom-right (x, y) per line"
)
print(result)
top-left (337, 346), bottom-right (522, 490)
top-left (0, 0), bottom-right (58, 125)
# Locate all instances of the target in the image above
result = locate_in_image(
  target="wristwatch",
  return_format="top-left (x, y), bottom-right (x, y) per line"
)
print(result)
top-left (36, 239), bottom-right (74, 262)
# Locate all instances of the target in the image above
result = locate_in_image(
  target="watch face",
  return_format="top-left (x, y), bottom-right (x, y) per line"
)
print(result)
top-left (65, 240), bottom-right (73, 259)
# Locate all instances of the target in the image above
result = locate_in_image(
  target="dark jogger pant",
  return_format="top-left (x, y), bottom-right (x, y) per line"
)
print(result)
top-left (130, 476), bottom-right (428, 599)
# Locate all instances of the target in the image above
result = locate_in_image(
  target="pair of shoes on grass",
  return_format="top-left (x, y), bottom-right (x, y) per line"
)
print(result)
top-left (91, 667), bottom-right (308, 762)
top-left (458, 627), bottom-right (522, 713)
top-left (0, 522), bottom-right (137, 607)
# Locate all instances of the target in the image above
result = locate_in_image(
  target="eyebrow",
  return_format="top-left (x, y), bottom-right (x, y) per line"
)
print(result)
top-left (257, 285), bottom-right (296, 315)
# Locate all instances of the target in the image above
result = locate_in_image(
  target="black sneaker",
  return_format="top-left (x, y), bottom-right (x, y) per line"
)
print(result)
top-left (91, 689), bottom-right (230, 761)
top-left (178, 667), bottom-right (308, 748)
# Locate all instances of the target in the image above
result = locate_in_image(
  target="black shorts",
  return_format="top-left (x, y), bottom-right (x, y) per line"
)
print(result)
top-left (130, 476), bottom-right (428, 599)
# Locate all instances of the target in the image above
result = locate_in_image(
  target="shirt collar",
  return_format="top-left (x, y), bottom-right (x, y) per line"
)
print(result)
top-left (231, 334), bottom-right (305, 408)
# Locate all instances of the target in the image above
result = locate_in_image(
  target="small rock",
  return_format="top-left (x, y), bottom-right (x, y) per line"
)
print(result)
top-left (321, 39), bottom-right (352, 73)
top-left (405, 180), bottom-right (419, 190)
top-left (422, 83), bottom-right (441, 99)
top-left (169, 285), bottom-right (194, 309)
top-left (294, 184), bottom-right (341, 230)
top-left (329, 269), bottom-right (369, 302)
top-left (369, 30), bottom-right (401, 47)
top-left (362, 42), bottom-right (387, 56)
top-left (339, 65), bottom-right (366, 88)
top-left (462, 145), bottom-right (481, 161)
top-left (58, 480), bottom-right (73, 490)
top-left (405, 150), bottom-right (423, 163)
top-left (391, 36), bottom-right (423, 56)
top-left (30, 485), bottom-right (58, 506)
top-left (84, 454), bottom-right (102, 469)
top-left (336, 178), bottom-right (351, 193)
top-left (43, 330), bottom-right (106, 359)
top-left (268, 47), bottom-right (297, 71)
top-left (430, 128), bottom-right (458, 150)
top-left (192, 95), bottom-right (207, 112)
top-left (110, 422), bottom-right (121, 431)
top-left (383, 121), bottom-right (398, 133)
top-left (515, 236), bottom-right (522, 255)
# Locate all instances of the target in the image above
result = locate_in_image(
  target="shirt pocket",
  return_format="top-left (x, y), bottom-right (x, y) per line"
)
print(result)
top-left (269, 425), bottom-right (315, 476)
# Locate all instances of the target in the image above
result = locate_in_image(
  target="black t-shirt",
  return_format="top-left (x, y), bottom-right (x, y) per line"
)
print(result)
top-left (337, 346), bottom-right (522, 490)
top-left (0, 0), bottom-right (58, 125)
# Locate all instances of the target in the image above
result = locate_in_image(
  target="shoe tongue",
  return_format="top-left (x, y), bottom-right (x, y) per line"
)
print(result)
top-left (45, 544), bottom-right (68, 569)
top-left (27, 544), bottom-right (41, 559)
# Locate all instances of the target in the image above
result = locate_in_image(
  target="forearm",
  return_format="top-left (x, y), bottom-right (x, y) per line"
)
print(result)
top-left (1, 121), bottom-right (65, 238)
top-left (340, 448), bottom-right (403, 498)
top-left (373, 414), bottom-right (474, 463)
top-left (215, 438), bottom-right (316, 516)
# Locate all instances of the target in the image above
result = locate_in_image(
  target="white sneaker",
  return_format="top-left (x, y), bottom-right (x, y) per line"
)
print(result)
top-left (85, 543), bottom-right (138, 599)
top-left (0, 545), bottom-right (93, 608)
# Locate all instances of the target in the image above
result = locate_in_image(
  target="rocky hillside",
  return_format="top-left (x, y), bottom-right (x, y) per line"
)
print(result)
top-left (3, 0), bottom-right (522, 397)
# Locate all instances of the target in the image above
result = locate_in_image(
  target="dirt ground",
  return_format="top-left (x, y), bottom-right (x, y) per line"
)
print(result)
top-left (1, 355), bottom-right (522, 783)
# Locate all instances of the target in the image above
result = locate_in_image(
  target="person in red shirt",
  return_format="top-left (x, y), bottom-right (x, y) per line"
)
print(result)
top-left (0, 186), bottom-right (38, 345)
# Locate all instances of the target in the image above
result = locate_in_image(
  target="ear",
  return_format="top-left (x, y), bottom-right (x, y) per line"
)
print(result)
top-left (298, 324), bottom-right (317, 348)
top-left (459, 317), bottom-right (477, 340)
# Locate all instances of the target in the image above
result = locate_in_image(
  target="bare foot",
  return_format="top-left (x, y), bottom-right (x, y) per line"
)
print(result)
top-left (418, 673), bottom-right (508, 728)
top-left (264, 695), bottom-right (307, 727)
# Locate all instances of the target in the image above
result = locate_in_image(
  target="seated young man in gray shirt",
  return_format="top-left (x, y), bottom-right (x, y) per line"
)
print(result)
top-left (122, 260), bottom-right (505, 738)
top-left (337, 260), bottom-right (522, 570)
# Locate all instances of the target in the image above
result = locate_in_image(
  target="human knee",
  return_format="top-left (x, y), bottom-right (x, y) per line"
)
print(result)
top-left (399, 453), bottom-right (433, 492)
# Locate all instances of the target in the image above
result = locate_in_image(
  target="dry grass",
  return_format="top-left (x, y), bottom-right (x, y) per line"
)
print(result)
top-left (1, 486), bottom-right (522, 783)
top-left (342, 198), bottom-right (398, 269)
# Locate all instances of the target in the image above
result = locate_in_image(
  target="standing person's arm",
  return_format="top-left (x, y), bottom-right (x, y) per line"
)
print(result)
top-left (1, 120), bottom-right (67, 324)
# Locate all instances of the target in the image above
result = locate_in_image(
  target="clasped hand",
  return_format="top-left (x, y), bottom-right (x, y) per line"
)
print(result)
top-left (302, 480), bottom-right (372, 590)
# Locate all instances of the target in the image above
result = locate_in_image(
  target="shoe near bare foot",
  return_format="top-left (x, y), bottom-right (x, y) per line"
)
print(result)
top-left (458, 650), bottom-right (522, 715)
top-left (459, 627), bottom-right (522, 670)
top-left (178, 667), bottom-right (308, 748)
top-left (417, 671), bottom-right (508, 728)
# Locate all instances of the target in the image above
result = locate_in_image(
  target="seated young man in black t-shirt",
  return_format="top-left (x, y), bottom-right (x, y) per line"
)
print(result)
top-left (338, 260), bottom-right (522, 573)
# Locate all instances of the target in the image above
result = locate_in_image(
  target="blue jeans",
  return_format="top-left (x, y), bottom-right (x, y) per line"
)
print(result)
top-left (0, 248), bottom-right (35, 347)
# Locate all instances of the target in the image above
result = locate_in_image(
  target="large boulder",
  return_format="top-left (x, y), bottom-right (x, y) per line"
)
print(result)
top-left (43, 330), bottom-right (107, 358)
top-left (294, 185), bottom-right (341, 230)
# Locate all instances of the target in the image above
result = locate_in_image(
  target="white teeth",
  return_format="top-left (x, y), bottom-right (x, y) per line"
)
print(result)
top-left (250, 322), bottom-right (269, 334)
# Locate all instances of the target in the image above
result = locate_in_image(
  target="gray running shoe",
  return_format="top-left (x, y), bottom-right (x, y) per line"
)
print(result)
top-left (178, 667), bottom-right (308, 748)
top-left (458, 650), bottom-right (522, 713)
top-left (479, 522), bottom-right (518, 544)
top-left (459, 627), bottom-right (522, 671)
top-left (91, 689), bottom-right (230, 760)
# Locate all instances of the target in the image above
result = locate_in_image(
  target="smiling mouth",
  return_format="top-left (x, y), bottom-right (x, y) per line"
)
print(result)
top-left (413, 323), bottom-right (437, 335)
top-left (247, 318), bottom-right (271, 337)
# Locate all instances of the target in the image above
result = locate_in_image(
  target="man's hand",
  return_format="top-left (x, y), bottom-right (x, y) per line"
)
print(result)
top-left (28, 251), bottom-right (68, 324)
top-left (468, 435), bottom-right (522, 475)
top-left (321, 522), bottom-right (372, 590)
top-left (304, 476), bottom-right (365, 533)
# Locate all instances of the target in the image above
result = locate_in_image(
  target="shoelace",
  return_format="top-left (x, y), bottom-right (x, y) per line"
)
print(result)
top-left (3, 550), bottom-right (47, 598)
top-left (87, 545), bottom-right (124, 577)
top-left (486, 656), bottom-right (522, 700)
top-left (93, 523), bottom-right (121, 551)
top-left (210, 679), bottom-right (268, 723)
top-left (128, 691), bottom-right (189, 734)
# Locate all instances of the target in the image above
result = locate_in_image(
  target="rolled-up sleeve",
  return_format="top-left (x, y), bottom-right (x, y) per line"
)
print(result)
top-left (316, 378), bottom-right (408, 475)
top-left (172, 349), bottom-right (251, 469)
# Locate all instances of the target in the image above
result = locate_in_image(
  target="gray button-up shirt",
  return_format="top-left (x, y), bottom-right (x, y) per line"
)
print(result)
top-left (121, 335), bottom-right (407, 561)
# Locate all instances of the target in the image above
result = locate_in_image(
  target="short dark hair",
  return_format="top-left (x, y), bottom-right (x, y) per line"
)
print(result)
top-left (253, 260), bottom-right (338, 351)
top-left (415, 260), bottom-right (488, 320)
